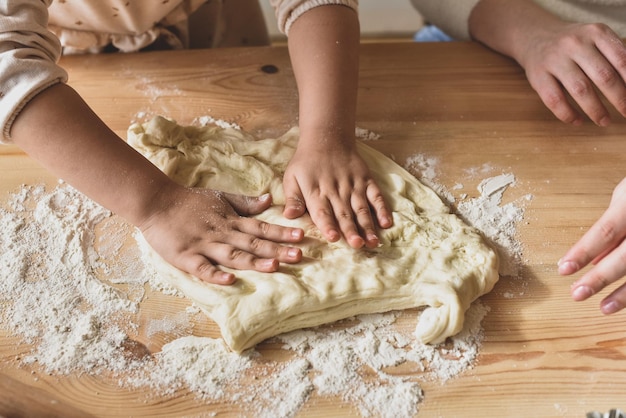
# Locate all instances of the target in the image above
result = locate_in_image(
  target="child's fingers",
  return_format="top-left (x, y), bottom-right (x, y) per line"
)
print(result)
top-left (177, 254), bottom-right (236, 285)
top-left (307, 195), bottom-right (341, 243)
top-left (366, 180), bottom-right (393, 229)
top-left (222, 191), bottom-right (273, 216)
top-left (324, 193), bottom-right (363, 248)
top-left (349, 187), bottom-right (378, 248)
top-left (282, 177), bottom-right (307, 220)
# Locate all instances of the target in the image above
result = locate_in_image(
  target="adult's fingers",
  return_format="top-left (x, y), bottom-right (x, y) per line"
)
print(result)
top-left (528, 71), bottom-right (583, 125)
top-left (600, 280), bottom-right (626, 315)
top-left (559, 206), bottom-right (626, 276)
top-left (575, 46), bottom-right (626, 124)
top-left (593, 29), bottom-right (626, 118)
top-left (569, 238), bottom-right (626, 307)
top-left (559, 62), bottom-right (610, 126)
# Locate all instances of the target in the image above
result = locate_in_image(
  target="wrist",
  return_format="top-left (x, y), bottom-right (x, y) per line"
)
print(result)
top-left (134, 179), bottom-right (185, 232)
top-left (297, 124), bottom-right (356, 151)
top-left (468, 0), bottom-right (565, 66)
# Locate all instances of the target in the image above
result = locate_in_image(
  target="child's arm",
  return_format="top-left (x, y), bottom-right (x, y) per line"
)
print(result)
top-left (11, 83), bottom-right (304, 284)
top-left (468, 0), bottom-right (626, 126)
top-left (3, 1), bottom-right (304, 284)
top-left (281, 4), bottom-right (393, 249)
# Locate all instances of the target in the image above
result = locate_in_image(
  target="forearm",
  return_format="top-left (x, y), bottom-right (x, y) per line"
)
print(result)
top-left (469, 0), bottom-right (565, 65)
top-left (287, 4), bottom-right (359, 146)
top-left (10, 83), bottom-right (174, 227)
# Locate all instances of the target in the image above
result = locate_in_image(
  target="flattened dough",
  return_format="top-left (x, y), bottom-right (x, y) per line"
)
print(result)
top-left (129, 116), bottom-right (499, 353)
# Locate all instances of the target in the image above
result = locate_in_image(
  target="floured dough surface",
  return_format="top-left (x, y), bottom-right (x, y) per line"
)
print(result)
top-left (129, 116), bottom-right (499, 353)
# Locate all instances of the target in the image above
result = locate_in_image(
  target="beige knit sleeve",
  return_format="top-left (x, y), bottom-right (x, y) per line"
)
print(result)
top-left (0, 0), bottom-right (67, 142)
top-left (270, 0), bottom-right (358, 35)
top-left (410, 0), bottom-right (482, 40)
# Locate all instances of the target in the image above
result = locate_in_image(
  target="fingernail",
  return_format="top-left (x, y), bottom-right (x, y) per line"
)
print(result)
top-left (572, 285), bottom-right (593, 301)
top-left (599, 116), bottom-right (611, 127)
top-left (261, 259), bottom-right (278, 270)
top-left (288, 248), bottom-right (300, 258)
top-left (327, 230), bottom-right (340, 242)
top-left (291, 229), bottom-right (303, 239)
top-left (601, 300), bottom-right (620, 315)
top-left (558, 260), bottom-right (579, 275)
top-left (218, 272), bottom-right (235, 284)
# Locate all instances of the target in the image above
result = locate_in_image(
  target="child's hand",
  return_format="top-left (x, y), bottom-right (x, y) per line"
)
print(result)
top-left (518, 22), bottom-right (626, 126)
top-left (139, 185), bottom-right (304, 284)
top-left (559, 177), bottom-right (626, 314)
top-left (282, 139), bottom-right (393, 249)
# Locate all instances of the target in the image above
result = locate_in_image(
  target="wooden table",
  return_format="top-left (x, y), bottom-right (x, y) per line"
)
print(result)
top-left (1, 41), bottom-right (626, 417)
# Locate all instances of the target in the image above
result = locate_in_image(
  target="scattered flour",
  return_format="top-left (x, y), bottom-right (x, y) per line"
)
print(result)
top-left (404, 155), bottom-right (530, 278)
top-left (456, 174), bottom-right (531, 277)
top-left (0, 138), bottom-right (527, 417)
top-left (0, 182), bottom-right (493, 417)
top-left (194, 115), bottom-right (242, 130)
top-left (355, 126), bottom-right (381, 141)
top-left (405, 154), bottom-right (455, 204)
top-left (0, 183), bottom-right (143, 375)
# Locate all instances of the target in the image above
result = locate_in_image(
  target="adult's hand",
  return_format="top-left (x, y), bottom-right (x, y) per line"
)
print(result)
top-left (469, 0), bottom-right (626, 126)
top-left (519, 22), bottom-right (626, 126)
top-left (559, 177), bottom-right (626, 314)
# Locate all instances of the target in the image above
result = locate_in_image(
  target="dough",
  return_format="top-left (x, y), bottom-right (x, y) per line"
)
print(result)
top-left (129, 116), bottom-right (499, 353)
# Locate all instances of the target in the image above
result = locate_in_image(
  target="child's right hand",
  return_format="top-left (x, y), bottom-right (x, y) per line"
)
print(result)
top-left (139, 184), bottom-right (304, 284)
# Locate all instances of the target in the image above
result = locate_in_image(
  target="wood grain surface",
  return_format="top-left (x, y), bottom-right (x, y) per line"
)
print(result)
top-left (1, 41), bottom-right (626, 417)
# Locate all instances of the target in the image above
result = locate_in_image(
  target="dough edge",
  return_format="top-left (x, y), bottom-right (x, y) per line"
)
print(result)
top-left (130, 116), bottom-right (500, 353)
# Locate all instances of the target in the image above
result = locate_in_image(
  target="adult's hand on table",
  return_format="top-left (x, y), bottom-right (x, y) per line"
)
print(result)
top-left (559, 177), bottom-right (626, 314)
top-left (519, 22), bottom-right (626, 126)
top-left (140, 185), bottom-right (304, 285)
top-left (282, 141), bottom-right (393, 249)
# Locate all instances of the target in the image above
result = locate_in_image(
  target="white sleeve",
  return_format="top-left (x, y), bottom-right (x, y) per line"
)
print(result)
top-left (0, 0), bottom-right (68, 142)
top-left (270, 0), bottom-right (358, 35)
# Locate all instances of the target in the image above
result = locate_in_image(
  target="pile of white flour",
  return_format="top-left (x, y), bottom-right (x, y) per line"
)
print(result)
top-left (0, 140), bottom-right (528, 417)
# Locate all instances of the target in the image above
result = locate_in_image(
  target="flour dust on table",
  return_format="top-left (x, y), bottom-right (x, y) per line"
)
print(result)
top-left (0, 116), bottom-right (524, 417)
